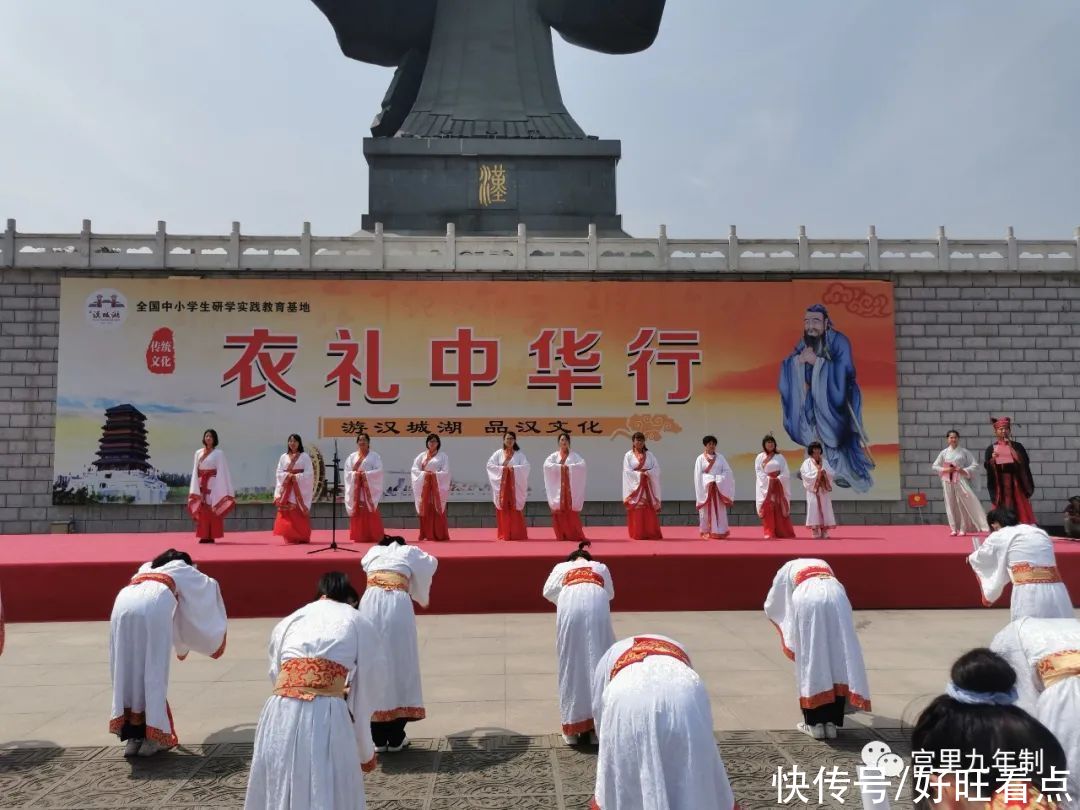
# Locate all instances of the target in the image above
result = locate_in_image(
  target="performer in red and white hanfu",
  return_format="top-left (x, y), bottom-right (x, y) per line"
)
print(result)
top-left (968, 507), bottom-right (1074, 620)
top-left (410, 433), bottom-right (451, 542)
top-left (543, 432), bottom-right (587, 543)
top-left (694, 434), bottom-right (734, 539)
top-left (344, 432), bottom-right (385, 544)
top-left (799, 442), bottom-right (836, 539)
top-left (755, 434), bottom-right (795, 539)
top-left (109, 549), bottom-right (227, 757)
top-left (542, 542), bottom-right (614, 744)
top-left (273, 433), bottom-right (314, 544)
top-left (187, 429), bottom-right (235, 544)
top-left (486, 431), bottom-right (530, 541)
top-left (765, 558), bottom-right (871, 740)
top-left (622, 431), bottom-right (662, 541)
top-left (589, 634), bottom-right (737, 810)
top-left (360, 536), bottom-right (438, 753)
top-left (991, 616), bottom-right (1080, 808)
top-left (245, 572), bottom-right (381, 810)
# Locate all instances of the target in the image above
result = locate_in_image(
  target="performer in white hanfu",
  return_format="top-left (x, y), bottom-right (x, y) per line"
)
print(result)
top-left (411, 433), bottom-right (451, 542)
top-left (188, 429), bottom-right (235, 544)
top-left (109, 549), bottom-right (227, 756)
top-left (931, 429), bottom-right (989, 536)
top-left (590, 634), bottom-right (737, 810)
top-left (543, 432), bottom-right (587, 542)
top-left (968, 507), bottom-right (1074, 620)
top-left (755, 434), bottom-right (795, 539)
top-left (486, 431), bottom-right (530, 541)
top-left (622, 431), bottom-right (662, 540)
top-left (273, 433), bottom-right (314, 544)
top-left (345, 432), bottom-right (385, 544)
top-left (245, 572), bottom-right (381, 810)
top-left (694, 434), bottom-right (734, 539)
top-left (798, 442), bottom-right (836, 539)
top-left (991, 616), bottom-right (1080, 809)
top-left (764, 558), bottom-right (871, 739)
top-left (542, 542), bottom-right (614, 744)
top-left (360, 536), bottom-right (438, 753)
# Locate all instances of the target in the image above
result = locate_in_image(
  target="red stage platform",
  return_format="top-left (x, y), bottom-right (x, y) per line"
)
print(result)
top-left (2, 525), bottom-right (1078, 622)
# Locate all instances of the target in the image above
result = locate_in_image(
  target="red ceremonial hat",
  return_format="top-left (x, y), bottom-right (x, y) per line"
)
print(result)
top-left (992, 416), bottom-right (1012, 430)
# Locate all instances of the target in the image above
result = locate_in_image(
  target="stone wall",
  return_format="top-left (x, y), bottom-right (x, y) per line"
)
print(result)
top-left (2, 267), bottom-right (1077, 535)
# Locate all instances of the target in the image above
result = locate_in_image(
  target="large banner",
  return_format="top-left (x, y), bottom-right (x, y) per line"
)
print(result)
top-left (54, 279), bottom-right (899, 507)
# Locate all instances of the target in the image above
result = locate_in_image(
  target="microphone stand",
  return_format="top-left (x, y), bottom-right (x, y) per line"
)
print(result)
top-left (308, 440), bottom-right (358, 555)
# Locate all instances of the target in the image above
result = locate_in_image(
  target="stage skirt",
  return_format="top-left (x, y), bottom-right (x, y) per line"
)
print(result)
top-left (496, 508), bottom-right (529, 541)
top-left (762, 478), bottom-right (796, 539)
top-left (626, 505), bottom-right (662, 541)
top-left (274, 508), bottom-right (311, 544)
top-left (350, 509), bottom-right (384, 544)
top-left (194, 504), bottom-right (224, 541)
top-left (552, 509), bottom-right (586, 543)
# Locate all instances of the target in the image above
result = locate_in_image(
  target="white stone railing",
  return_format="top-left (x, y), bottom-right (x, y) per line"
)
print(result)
top-left (3, 219), bottom-right (1079, 274)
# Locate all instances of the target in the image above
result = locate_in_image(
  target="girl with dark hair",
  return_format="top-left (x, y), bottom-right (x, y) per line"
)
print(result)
top-left (799, 441), bottom-right (836, 539)
top-left (543, 433), bottom-right (587, 542)
top-left (542, 542), bottom-right (614, 745)
top-left (622, 431), bottom-right (662, 540)
top-left (345, 433), bottom-right (385, 544)
top-left (485, 431), bottom-right (530, 541)
top-left (992, 616), bottom-right (1080, 806)
top-left (109, 550), bottom-right (227, 757)
top-left (360, 536), bottom-right (438, 753)
top-left (933, 429), bottom-right (989, 536)
top-left (590, 635), bottom-right (737, 810)
top-left (764, 558), bottom-right (870, 740)
top-left (245, 571), bottom-right (381, 809)
top-left (911, 648), bottom-right (1068, 809)
top-left (694, 435), bottom-right (734, 540)
top-left (754, 434), bottom-right (795, 539)
top-left (188, 428), bottom-right (235, 544)
top-left (410, 434), bottom-right (451, 542)
top-left (968, 512), bottom-right (1073, 620)
top-left (273, 434), bottom-right (314, 544)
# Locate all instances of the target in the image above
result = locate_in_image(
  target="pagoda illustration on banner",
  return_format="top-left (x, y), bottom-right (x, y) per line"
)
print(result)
top-left (54, 404), bottom-right (168, 504)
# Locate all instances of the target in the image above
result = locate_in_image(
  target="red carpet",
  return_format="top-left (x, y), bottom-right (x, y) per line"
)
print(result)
top-left (2, 525), bottom-right (1078, 621)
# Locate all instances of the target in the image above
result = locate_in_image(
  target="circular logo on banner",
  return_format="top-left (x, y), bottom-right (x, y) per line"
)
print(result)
top-left (84, 289), bottom-right (128, 328)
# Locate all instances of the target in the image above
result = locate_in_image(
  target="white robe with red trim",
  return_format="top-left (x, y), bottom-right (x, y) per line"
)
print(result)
top-left (798, 457), bottom-right (836, 530)
top-left (754, 452), bottom-right (791, 517)
top-left (108, 560), bottom-right (228, 747)
top-left (991, 617), bottom-right (1080, 809)
top-left (187, 447), bottom-right (235, 518)
top-left (274, 451), bottom-right (314, 512)
top-left (410, 451), bottom-right (450, 515)
top-left (542, 559), bottom-right (615, 737)
top-left (543, 451), bottom-right (587, 512)
top-left (693, 452), bottom-right (734, 535)
top-left (967, 524), bottom-right (1074, 620)
top-left (764, 558), bottom-right (871, 714)
top-left (358, 543), bottom-right (438, 722)
top-left (485, 449), bottom-right (530, 510)
top-left (344, 450), bottom-right (385, 516)
top-left (590, 634), bottom-right (736, 810)
top-left (245, 599), bottom-right (382, 810)
top-left (622, 450), bottom-right (661, 508)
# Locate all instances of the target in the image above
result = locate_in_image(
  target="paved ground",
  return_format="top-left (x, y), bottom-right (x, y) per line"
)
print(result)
top-left (0, 729), bottom-right (917, 809)
top-left (1, 607), bottom-right (1050, 808)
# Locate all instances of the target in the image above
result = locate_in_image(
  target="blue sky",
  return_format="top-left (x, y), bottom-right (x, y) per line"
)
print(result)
top-left (2, 1), bottom-right (1077, 239)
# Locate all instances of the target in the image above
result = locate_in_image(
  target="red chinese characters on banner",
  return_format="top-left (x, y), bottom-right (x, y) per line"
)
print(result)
top-left (222, 328), bottom-right (298, 405)
top-left (430, 327), bottom-right (499, 406)
top-left (145, 327), bottom-right (176, 375)
top-left (325, 328), bottom-right (400, 406)
top-left (527, 328), bottom-right (602, 405)
top-left (626, 328), bottom-right (702, 405)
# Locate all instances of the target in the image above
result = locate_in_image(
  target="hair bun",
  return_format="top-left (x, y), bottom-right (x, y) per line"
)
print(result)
top-left (950, 648), bottom-right (1016, 695)
top-left (578, 541), bottom-right (591, 551)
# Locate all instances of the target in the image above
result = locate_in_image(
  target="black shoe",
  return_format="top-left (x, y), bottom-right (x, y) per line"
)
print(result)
top-left (198, 538), bottom-right (215, 544)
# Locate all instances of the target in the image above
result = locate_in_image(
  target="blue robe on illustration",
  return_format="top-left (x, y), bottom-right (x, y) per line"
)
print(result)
top-left (778, 326), bottom-right (875, 493)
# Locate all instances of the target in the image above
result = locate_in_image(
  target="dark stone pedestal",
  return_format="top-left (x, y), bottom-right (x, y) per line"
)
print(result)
top-left (362, 138), bottom-right (624, 236)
